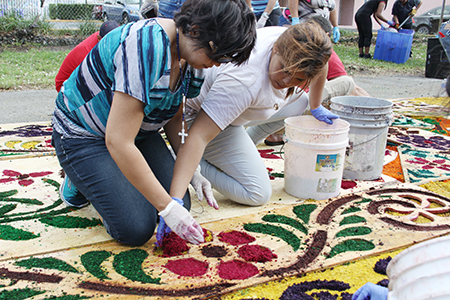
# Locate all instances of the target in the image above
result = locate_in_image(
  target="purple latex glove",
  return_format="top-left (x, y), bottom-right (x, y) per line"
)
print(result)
top-left (352, 282), bottom-right (389, 300)
top-left (310, 105), bottom-right (340, 124)
top-left (155, 197), bottom-right (184, 247)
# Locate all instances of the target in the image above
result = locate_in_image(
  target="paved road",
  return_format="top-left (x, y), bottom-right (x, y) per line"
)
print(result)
top-left (0, 75), bottom-right (444, 124)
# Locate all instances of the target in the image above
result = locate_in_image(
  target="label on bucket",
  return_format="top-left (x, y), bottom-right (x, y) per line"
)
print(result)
top-left (317, 178), bottom-right (338, 193)
top-left (315, 154), bottom-right (342, 172)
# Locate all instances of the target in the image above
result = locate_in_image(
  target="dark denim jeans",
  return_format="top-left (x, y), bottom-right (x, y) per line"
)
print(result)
top-left (52, 130), bottom-right (190, 246)
top-left (255, 7), bottom-right (282, 26)
top-left (158, 0), bottom-right (184, 19)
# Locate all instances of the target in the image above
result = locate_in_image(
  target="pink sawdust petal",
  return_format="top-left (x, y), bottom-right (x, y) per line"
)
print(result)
top-left (218, 230), bottom-right (255, 246)
top-left (218, 260), bottom-right (258, 280)
top-left (29, 171), bottom-right (53, 177)
top-left (238, 244), bottom-right (277, 262)
top-left (0, 178), bottom-right (15, 183)
top-left (422, 165), bottom-right (434, 169)
top-left (432, 159), bottom-right (446, 164)
top-left (18, 179), bottom-right (34, 186)
top-left (258, 149), bottom-right (281, 159)
top-left (3, 170), bottom-right (21, 176)
top-left (165, 258), bottom-right (208, 277)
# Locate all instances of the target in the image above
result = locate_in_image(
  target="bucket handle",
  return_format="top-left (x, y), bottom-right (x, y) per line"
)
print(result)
top-left (348, 131), bottom-right (385, 149)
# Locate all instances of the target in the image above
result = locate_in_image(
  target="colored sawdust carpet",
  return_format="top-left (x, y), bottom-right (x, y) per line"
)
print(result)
top-left (1, 105), bottom-right (450, 299)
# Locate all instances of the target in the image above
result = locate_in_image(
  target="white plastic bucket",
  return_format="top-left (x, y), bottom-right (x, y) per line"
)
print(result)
top-left (284, 115), bottom-right (350, 200)
top-left (330, 96), bottom-right (393, 180)
top-left (387, 235), bottom-right (450, 300)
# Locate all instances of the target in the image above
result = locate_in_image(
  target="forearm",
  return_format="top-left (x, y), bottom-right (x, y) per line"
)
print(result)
top-left (170, 110), bottom-right (221, 198)
top-left (308, 67), bottom-right (327, 110)
top-left (329, 10), bottom-right (338, 27)
top-left (288, 0), bottom-right (299, 18)
top-left (264, 0), bottom-right (278, 14)
top-left (107, 141), bottom-right (172, 211)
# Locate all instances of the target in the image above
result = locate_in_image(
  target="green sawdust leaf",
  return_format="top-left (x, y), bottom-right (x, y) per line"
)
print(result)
top-left (244, 223), bottom-right (301, 251)
top-left (335, 226), bottom-right (372, 238)
top-left (262, 214), bottom-right (308, 235)
top-left (81, 250), bottom-right (112, 280)
top-left (0, 204), bottom-right (17, 215)
top-left (0, 224), bottom-right (40, 240)
top-left (341, 206), bottom-right (362, 215)
top-left (355, 198), bottom-right (372, 204)
top-left (0, 190), bottom-right (43, 205)
top-left (113, 249), bottom-right (161, 284)
top-left (0, 288), bottom-right (45, 300)
top-left (327, 239), bottom-right (375, 258)
top-left (44, 294), bottom-right (92, 299)
top-left (0, 190), bottom-right (18, 198)
top-left (293, 204), bottom-right (317, 224)
top-left (15, 257), bottom-right (79, 273)
top-left (39, 216), bottom-right (102, 229)
top-left (339, 215), bottom-right (366, 226)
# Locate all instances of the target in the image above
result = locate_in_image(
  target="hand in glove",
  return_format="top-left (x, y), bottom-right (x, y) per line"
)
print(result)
top-left (387, 20), bottom-right (395, 27)
top-left (352, 282), bottom-right (388, 300)
top-left (291, 17), bottom-right (300, 25)
top-left (155, 197), bottom-right (184, 247)
top-left (311, 105), bottom-right (340, 125)
top-left (158, 198), bottom-right (204, 244)
top-left (409, 8), bottom-right (417, 16)
top-left (191, 166), bottom-right (219, 210)
top-left (333, 26), bottom-right (340, 43)
top-left (257, 12), bottom-right (269, 29)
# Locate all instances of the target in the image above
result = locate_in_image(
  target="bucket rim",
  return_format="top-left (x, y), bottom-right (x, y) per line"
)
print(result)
top-left (285, 115), bottom-right (351, 132)
top-left (330, 96), bottom-right (393, 109)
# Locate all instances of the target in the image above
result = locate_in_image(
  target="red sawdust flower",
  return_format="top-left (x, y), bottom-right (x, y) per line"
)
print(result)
top-left (0, 169), bottom-right (53, 187)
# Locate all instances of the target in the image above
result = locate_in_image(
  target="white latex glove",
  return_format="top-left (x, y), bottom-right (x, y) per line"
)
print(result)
top-left (256, 12), bottom-right (269, 29)
top-left (190, 166), bottom-right (219, 210)
top-left (158, 198), bottom-right (204, 244)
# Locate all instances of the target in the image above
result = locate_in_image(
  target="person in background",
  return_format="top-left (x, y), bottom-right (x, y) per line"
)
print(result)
top-left (158, 0), bottom-right (184, 19)
top-left (392, 0), bottom-right (421, 29)
top-left (139, 0), bottom-right (159, 19)
top-left (264, 15), bottom-right (370, 146)
top-left (169, 21), bottom-right (337, 208)
top-left (355, 0), bottom-right (392, 59)
top-left (53, 0), bottom-right (256, 246)
top-left (251, 0), bottom-right (282, 28)
top-left (54, 20), bottom-right (120, 92)
top-left (288, 0), bottom-right (340, 43)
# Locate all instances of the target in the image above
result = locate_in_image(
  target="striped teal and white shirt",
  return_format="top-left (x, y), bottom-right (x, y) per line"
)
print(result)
top-left (53, 19), bottom-right (203, 139)
top-left (251, 0), bottom-right (280, 16)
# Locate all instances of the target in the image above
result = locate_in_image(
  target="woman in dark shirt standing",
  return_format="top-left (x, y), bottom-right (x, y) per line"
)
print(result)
top-left (355, 0), bottom-right (392, 58)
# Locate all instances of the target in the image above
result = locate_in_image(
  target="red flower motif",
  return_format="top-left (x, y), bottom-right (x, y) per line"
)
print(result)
top-left (258, 149), bottom-right (281, 159)
top-left (0, 169), bottom-right (53, 186)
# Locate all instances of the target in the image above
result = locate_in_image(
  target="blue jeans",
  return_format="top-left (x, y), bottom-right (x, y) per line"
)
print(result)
top-left (158, 0), bottom-right (185, 19)
top-left (52, 131), bottom-right (191, 246)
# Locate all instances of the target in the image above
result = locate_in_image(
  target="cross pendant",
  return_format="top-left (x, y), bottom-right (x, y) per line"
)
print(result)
top-left (178, 126), bottom-right (189, 144)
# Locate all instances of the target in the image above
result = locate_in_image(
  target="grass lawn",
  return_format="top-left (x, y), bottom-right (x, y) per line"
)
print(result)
top-left (0, 30), bottom-right (433, 91)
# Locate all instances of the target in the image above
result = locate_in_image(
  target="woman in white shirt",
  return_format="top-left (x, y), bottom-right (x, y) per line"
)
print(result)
top-left (169, 20), bottom-right (337, 209)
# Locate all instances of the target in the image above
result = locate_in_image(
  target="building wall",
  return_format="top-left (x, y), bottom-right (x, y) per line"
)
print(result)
top-left (335, 0), bottom-right (446, 28)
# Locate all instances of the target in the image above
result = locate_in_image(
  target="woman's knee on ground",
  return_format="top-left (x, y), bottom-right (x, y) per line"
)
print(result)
top-left (107, 217), bottom-right (157, 246)
top-left (239, 182), bottom-right (272, 207)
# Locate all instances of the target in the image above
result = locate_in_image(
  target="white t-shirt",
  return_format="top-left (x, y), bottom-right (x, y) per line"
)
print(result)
top-left (187, 26), bottom-right (305, 130)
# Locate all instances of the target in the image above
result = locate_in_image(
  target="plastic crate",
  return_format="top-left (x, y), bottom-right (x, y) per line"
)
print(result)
top-left (373, 29), bottom-right (414, 64)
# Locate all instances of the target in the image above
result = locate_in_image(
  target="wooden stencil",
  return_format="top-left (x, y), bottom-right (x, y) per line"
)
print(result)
top-left (0, 156), bottom-right (112, 261)
top-left (398, 145), bottom-right (450, 185)
top-left (387, 127), bottom-right (450, 151)
top-left (1, 183), bottom-right (449, 299)
top-left (0, 122), bottom-right (54, 161)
